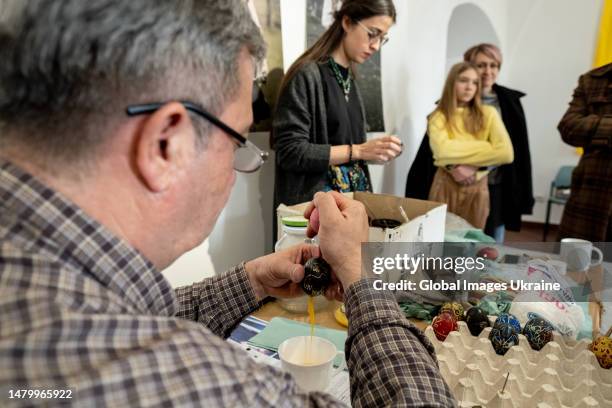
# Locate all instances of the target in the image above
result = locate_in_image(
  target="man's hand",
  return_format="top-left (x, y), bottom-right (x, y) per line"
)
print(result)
top-left (304, 191), bottom-right (369, 293)
top-left (450, 165), bottom-right (477, 185)
top-left (245, 244), bottom-right (320, 301)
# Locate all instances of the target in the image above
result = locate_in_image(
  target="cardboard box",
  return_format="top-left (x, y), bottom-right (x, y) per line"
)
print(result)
top-left (276, 192), bottom-right (447, 243)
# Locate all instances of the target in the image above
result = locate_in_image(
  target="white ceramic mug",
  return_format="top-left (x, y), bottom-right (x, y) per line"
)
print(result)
top-left (278, 336), bottom-right (345, 392)
top-left (560, 238), bottom-right (603, 272)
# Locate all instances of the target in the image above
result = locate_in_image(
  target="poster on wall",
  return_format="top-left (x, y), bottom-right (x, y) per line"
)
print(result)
top-left (306, 0), bottom-right (385, 132)
top-left (247, 0), bottom-right (284, 131)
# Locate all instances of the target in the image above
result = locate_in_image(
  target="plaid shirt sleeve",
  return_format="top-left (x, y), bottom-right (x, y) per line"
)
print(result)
top-left (558, 74), bottom-right (612, 148)
top-left (344, 279), bottom-right (457, 407)
top-left (174, 262), bottom-right (262, 338)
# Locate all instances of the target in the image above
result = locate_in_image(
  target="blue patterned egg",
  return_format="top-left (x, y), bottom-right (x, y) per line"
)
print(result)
top-left (493, 313), bottom-right (521, 334)
top-left (465, 307), bottom-right (490, 336)
top-left (489, 324), bottom-right (519, 355)
top-left (523, 315), bottom-right (554, 351)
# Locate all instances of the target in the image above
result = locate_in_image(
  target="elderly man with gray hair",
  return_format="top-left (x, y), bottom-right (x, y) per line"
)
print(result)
top-left (0, 1), bottom-right (454, 406)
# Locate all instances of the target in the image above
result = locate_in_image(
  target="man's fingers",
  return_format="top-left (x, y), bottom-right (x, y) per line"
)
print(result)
top-left (271, 258), bottom-right (305, 283)
top-left (267, 283), bottom-right (303, 298)
top-left (304, 201), bottom-right (318, 238)
top-left (291, 265), bottom-right (304, 283)
top-left (315, 191), bottom-right (353, 214)
top-left (300, 243), bottom-right (320, 262)
top-left (304, 201), bottom-right (316, 219)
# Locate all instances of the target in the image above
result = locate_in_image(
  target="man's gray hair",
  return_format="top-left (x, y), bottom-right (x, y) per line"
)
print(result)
top-left (0, 0), bottom-right (265, 162)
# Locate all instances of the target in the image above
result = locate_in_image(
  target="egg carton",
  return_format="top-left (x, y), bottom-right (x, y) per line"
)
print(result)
top-left (425, 322), bottom-right (611, 407)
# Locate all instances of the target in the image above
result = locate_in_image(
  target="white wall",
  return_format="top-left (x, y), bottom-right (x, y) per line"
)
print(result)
top-left (445, 3), bottom-right (501, 71)
top-left (502, 0), bottom-right (602, 223)
top-left (163, 0), bottom-right (602, 287)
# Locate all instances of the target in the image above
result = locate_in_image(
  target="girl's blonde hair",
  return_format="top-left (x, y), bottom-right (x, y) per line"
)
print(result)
top-left (431, 62), bottom-right (484, 135)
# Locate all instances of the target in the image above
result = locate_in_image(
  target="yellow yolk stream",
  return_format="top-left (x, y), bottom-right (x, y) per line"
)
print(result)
top-left (308, 296), bottom-right (315, 337)
top-left (306, 296), bottom-right (315, 365)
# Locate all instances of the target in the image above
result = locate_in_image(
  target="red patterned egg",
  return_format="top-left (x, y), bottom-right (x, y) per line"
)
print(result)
top-left (432, 311), bottom-right (458, 341)
top-left (590, 336), bottom-right (612, 369)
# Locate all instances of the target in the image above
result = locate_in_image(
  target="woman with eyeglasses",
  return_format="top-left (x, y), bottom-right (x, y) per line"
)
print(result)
top-left (463, 44), bottom-right (534, 242)
top-left (406, 44), bottom-right (534, 242)
top-left (272, 0), bottom-right (402, 212)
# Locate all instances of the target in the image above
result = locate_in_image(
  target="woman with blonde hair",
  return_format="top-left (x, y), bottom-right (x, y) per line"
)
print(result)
top-left (428, 62), bottom-right (514, 229)
top-left (463, 43), bottom-right (534, 242)
top-left (273, 0), bottom-right (402, 210)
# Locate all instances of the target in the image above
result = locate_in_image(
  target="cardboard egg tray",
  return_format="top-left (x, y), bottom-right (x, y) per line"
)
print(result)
top-left (425, 322), bottom-right (611, 407)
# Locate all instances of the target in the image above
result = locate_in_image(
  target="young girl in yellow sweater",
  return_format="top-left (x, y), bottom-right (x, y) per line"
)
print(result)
top-left (428, 62), bottom-right (514, 229)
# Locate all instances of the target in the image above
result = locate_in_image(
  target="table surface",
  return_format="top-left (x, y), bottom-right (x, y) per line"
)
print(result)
top-left (251, 244), bottom-right (609, 338)
top-left (253, 298), bottom-right (603, 340)
top-left (252, 299), bottom-right (429, 331)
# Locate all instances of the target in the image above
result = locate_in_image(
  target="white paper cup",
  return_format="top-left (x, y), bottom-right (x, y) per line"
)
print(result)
top-left (278, 336), bottom-right (345, 392)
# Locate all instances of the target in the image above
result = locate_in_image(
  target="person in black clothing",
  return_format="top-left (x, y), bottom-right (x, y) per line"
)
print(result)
top-left (273, 0), bottom-right (402, 211)
top-left (406, 43), bottom-right (534, 241)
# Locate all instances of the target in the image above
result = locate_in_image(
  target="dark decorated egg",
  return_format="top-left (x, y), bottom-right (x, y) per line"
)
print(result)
top-left (432, 311), bottom-right (458, 341)
top-left (590, 336), bottom-right (612, 369)
top-left (301, 257), bottom-right (331, 296)
top-left (523, 315), bottom-right (554, 351)
top-left (441, 302), bottom-right (465, 321)
top-left (465, 306), bottom-right (490, 336)
top-left (489, 324), bottom-right (519, 355)
top-left (494, 313), bottom-right (521, 334)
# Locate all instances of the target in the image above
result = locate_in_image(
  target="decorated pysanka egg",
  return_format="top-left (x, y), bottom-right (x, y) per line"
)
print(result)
top-left (523, 315), bottom-right (554, 351)
top-left (301, 257), bottom-right (331, 296)
top-left (489, 324), bottom-right (519, 355)
top-left (465, 306), bottom-right (490, 336)
top-left (440, 302), bottom-right (465, 321)
top-left (494, 313), bottom-right (521, 334)
top-left (590, 335), bottom-right (612, 369)
top-left (432, 311), bottom-right (458, 341)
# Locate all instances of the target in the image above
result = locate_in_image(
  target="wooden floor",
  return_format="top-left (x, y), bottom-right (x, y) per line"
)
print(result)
top-left (504, 222), bottom-right (559, 242)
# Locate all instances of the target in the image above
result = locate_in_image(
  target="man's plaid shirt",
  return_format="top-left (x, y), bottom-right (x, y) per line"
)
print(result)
top-left (0, 160), bottom-right (455, 407)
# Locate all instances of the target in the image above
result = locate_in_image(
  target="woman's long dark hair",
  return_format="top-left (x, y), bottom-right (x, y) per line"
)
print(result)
top-left (271, 0), bottom-right (396, 148)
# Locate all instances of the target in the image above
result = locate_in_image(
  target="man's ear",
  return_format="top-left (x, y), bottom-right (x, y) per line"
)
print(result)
top-left (133, 102), bottom-right (195, 192)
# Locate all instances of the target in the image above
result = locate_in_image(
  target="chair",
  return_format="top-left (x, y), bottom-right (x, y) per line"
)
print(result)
top-left (542, 166), bottom-right (575, 241)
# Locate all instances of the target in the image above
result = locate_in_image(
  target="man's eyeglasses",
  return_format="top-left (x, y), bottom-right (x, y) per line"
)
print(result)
top-left (126, 101), bottom-right (268, 173)
top-left (356, 20), bottom-right (389, 46)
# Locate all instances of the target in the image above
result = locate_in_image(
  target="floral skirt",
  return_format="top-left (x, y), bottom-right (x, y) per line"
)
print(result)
top-left (323, 161), bottom-right (371, 193)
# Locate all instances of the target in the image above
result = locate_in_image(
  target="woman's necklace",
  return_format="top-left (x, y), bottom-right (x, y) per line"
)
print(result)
top-left (328, 57), bottom-right (351, 102)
